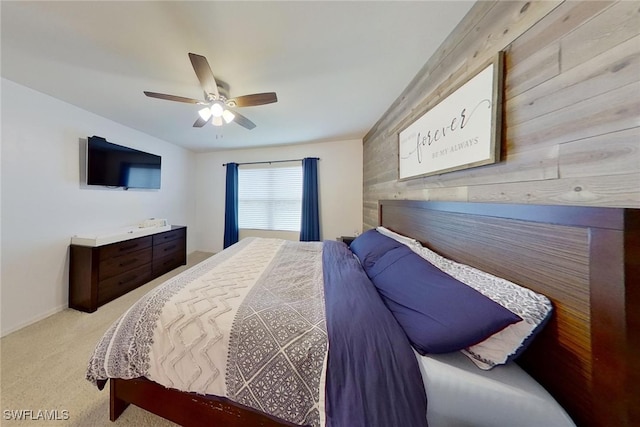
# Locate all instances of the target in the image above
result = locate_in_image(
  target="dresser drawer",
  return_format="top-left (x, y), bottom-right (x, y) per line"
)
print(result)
top-left (98, 264), bottom-right (152, 305)
top-left (100, 236), bottom-right (152, 261)
top-left (153, 228), bottom-right (186, 246)
top-left (153, 252), bottom-right (186, 277)
top-left (99, 247), bottom-right (152, 281)
top-left (153, 238), bottom-right (185, 259)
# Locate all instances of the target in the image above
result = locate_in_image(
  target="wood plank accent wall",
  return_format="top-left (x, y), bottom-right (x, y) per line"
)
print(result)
top-left (363, 1), bottom-right (640, 230)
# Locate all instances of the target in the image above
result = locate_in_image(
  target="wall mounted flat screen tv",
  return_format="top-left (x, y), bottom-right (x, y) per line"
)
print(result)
top-left (86, 136), bottom-right (161, 189)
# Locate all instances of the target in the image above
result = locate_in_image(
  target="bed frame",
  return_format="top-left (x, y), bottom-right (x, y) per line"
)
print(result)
top-left (109, 200), bottom-right (638, 427)
top-left (378, 200), bottom-right (638, 427)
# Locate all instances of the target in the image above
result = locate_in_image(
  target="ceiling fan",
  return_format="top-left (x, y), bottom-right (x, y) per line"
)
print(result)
top-left (144, 53), bottom-right (277, 130)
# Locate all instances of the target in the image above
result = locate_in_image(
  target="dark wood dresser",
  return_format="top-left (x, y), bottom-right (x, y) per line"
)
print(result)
top-left (69, 226), bottom-right (186, 312)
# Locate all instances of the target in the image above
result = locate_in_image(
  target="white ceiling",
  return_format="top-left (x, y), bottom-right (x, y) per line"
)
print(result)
top-left (1, 1), bottom-right (474, 152)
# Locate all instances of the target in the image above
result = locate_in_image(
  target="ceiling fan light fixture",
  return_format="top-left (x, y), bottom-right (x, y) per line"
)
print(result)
top-left (145, 53), bottom-right (275, 130)
top-left (198, 107), bottom-right (212, 121)
top-left (222, 109), bottom-right (235, 124)
top-left (210, 103), bottom-right (224, 117)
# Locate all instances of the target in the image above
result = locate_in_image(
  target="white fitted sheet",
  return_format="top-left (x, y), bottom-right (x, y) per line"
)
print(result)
top-left (418, 351), bottom-right (576, 427)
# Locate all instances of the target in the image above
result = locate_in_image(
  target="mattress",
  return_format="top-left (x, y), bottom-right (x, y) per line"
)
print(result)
top-left (418, 350), bottom-right (576, 427)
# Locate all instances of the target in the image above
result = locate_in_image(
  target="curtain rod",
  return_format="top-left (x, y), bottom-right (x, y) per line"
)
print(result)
top-left (222, 158), bottom-right (319, 167)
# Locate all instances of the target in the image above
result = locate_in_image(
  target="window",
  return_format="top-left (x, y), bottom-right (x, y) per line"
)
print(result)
top-left (238, 165), bottom-right (302, 232)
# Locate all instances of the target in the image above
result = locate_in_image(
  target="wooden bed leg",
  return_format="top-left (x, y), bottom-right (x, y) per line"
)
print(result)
top-left (110, 378), bottom-right (130, 421)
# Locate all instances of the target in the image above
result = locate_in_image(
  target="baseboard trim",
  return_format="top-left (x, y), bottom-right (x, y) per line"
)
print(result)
top-left (1, 303), bottom-right (67, 338)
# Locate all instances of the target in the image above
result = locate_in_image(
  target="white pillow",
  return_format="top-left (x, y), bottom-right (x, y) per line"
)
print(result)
top-left (411, 244), bottom-right (553, 369)
top-left (375, 226), bottom-right (422, 248)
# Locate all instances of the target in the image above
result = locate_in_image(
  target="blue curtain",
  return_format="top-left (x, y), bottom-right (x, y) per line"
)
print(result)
top-left (223, 163), bottom-right (239, 248)
top-left (300, 157), bottom-right (320, 241)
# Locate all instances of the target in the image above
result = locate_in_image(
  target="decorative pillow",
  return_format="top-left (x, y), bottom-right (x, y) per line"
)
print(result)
top-left (349, 229), bottom-right (404, 271)
top-left (412, 245), bottom-right (553, 369)
top-left (367, 245), bottom-right (522, 354)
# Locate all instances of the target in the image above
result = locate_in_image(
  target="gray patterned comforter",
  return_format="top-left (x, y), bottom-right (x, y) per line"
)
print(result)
top-left (87, 237), bottom-right (428, 427)
top-left (87, 237), bottom-right (328, 426)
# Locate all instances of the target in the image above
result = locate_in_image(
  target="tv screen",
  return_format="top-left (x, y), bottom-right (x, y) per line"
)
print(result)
top-left (86, 136), bottom-right (161, 189)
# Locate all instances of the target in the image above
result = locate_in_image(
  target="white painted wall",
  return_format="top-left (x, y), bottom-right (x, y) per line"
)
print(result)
top-left (195, 140), bottom-right (363, 253)
top-left (0, 80), bottom-right (364, 336)
top-left (1, 79), bottom-right (198, 336)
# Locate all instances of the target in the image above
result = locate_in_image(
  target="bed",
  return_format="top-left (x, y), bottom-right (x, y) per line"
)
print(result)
top-left (86, 200), bottom-right (639, 427)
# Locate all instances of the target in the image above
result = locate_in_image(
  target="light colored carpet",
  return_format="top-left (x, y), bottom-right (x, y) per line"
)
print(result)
top-left (1, 251), bottom-right (214, 426)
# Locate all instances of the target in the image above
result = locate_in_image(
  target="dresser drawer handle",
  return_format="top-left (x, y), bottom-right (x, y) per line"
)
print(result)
top-left (119, 244), bottom-right (138, 252)
top-left (163, 245), bottom-right (176, 252)
top-left (119, 259), bottom-right (138, 267)
top-left (118, 275), bottom-right (137, 286)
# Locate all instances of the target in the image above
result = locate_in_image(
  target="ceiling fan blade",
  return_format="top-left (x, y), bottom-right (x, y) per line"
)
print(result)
top-left (188, 53), bottom-right (219, 100)
top-left (229, 92), bottom-right (278, 107)
top-left (193, 116), bottom-right (210, 128)
top-left (231, 110), bottom-right (256, 130)
top-left (144, 91), bottom-right (204, 104)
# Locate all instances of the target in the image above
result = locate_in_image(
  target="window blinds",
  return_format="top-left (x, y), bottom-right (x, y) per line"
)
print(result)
top-left (238, 165), bottom-right (303, 231)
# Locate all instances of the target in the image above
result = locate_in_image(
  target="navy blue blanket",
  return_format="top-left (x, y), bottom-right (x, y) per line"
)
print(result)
top-left (322, 241), bottom-right (428, 427)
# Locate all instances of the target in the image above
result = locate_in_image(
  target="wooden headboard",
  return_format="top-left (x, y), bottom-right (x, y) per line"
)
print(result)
top-left (378, 200), bottom-right (638, 427)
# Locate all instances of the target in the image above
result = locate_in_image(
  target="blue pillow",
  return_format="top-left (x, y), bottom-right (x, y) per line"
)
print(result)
top-left (368, 246), bottom-right (522, 354)
top-left (349, 230), bottom-right (404, 271)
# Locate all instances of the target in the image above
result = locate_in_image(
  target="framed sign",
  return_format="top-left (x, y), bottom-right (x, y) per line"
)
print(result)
top-left (399, 52), bottom-right (504, 180)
